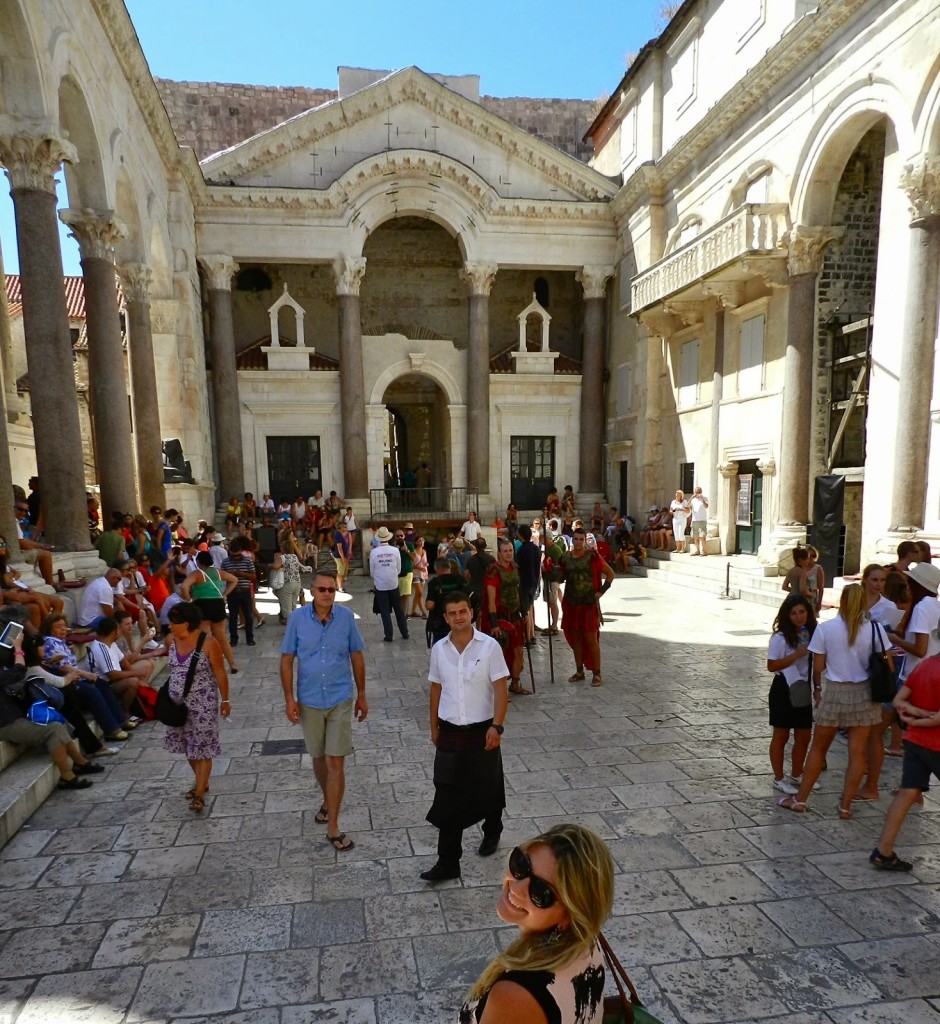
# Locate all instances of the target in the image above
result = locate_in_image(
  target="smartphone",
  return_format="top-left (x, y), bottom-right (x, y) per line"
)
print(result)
top-left (0, 621), bottom-right (24, 649)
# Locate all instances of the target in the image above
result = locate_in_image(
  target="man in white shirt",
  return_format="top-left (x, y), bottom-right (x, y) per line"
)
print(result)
top-left (78, 567), bottom-right (123, 628)
top-left (421, 590), bottom-right (508, 882)
top-left (689, 486), bottom-right (709, 556)
top-left (87, 617), bottom-right (153, 720)
top-left (460, 511), bottom-right (483, 544)
top-left (369, 526), bottom-right (409, 642)
top-left (209, 533), bottom-right (228, 570)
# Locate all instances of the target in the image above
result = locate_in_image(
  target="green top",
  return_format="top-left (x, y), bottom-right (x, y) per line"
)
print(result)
top-left (191, 566), bottom-right (225, 600)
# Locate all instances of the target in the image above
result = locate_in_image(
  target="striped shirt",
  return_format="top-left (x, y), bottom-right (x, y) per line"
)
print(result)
top-left (221, 554), bottom-right (255, 591)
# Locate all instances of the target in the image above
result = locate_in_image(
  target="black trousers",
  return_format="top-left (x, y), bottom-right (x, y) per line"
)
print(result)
top-left (227, 589), bottom-right (254, 643)
top-left (438, 816), bottom-right (503, 870)
top-left (375, 587), bottom-right (408, 640)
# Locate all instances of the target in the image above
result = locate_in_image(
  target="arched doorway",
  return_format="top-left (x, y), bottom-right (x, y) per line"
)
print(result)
top-left (382, 372), bottom-right (450, 506)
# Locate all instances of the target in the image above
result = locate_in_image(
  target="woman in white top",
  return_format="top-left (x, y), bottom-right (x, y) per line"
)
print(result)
top-left (857, 563), bottom-right (905, 800)
top-left (887, 562), bottom-right (940, 685)
top-left (778, 584), bottom-right (891, 819)
top-left (669, 490), bottom-right (690, 553)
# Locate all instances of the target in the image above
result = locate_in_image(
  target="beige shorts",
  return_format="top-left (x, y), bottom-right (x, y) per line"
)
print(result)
top-left (20, 549), bottom-right (39, 565)
top-left (691, 521), bottom-right (707, 538)
top-left (300, 699), bottom-right (353, 758)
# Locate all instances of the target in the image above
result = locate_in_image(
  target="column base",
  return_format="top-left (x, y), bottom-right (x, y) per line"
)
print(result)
top-left (759, 524), bottom-right (808, 572)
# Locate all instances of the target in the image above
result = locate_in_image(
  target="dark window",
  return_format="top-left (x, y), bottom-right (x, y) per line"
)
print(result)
top-left (534, 276), bottom-right (549, 308)
top-left (235, 267), bottom-right (273, 292)
top-left (679, 462), bottom-right (694, 494)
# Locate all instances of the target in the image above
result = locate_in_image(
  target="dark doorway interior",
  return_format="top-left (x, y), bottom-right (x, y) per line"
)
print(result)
top-left (511, 436), bottom-right (555, 509)
top-left (266, 436), bottom-right (322, 505)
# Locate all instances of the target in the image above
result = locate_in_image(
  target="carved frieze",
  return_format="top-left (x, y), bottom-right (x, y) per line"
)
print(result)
top-left (662, 299), bottom-right (704, 327)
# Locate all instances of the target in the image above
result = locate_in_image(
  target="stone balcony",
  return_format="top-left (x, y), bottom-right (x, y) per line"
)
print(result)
top-left (631, 203), bottom-right (791, 314)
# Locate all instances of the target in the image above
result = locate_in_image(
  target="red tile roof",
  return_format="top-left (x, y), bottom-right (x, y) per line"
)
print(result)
top-left (5, 274), bottom-right (123, 320)
top-left (490, 342), bottom-right (581, 374)
top-left (236, 336), bottom-right (340, 371)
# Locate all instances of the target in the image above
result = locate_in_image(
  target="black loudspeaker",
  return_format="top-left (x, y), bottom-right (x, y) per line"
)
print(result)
top-left (813, 475), bottom-right (845, 525)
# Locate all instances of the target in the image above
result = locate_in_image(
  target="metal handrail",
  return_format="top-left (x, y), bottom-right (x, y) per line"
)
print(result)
top-left (370, 487), bottom-right (480, 520)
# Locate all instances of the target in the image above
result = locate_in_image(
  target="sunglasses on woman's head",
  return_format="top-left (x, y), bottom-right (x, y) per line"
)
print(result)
top-left (508, 846), bottom-right (557, 909)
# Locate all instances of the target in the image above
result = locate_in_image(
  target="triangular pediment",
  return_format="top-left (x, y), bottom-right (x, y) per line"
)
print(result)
top-left (201, 67), bottom-right (618, 204)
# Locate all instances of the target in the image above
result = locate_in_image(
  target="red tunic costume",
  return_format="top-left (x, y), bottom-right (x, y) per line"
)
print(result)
top-left (483, 561), bottom-right (525, 673)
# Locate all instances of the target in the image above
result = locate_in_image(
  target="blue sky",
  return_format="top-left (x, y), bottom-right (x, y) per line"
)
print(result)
top-left (1, 0), bottom-right (662, 276)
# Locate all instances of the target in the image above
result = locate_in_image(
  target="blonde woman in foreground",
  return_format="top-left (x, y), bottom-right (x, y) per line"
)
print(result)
top-left (457, 824), bottom-right (613, 1024)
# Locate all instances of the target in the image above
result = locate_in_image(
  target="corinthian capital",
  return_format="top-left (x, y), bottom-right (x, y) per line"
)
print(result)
top-left (0, 129), bottom-right (77, 194)
top-left (787, 226), bottom-right (843, 277)
top-left (460, 262), bottom-right (498, 297)
top-left (118, 262), bottom-right (153, 304)
top-left (332, 255), bottom-right (367, 296)
top-left (198, 254), bottom-right (239, 291)
top-left (576, 265), bottom-right (615, 300)
top-left (59, 209), bottom-right (127, 262)
top-left (900, 156), bottom-right (940, 221)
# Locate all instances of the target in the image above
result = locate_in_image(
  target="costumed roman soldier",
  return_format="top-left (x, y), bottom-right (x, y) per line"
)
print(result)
top-left (483, 537), bottom-right (530, 695)
top-left (560, 526), bottom-right (615, 688)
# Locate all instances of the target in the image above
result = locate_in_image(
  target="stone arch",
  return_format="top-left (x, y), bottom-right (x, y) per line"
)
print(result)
top-left (0, 0), bottom-right (49, 118)
top-left (334, 150), bottom-right (492, 261)
top-left (369, 357), bottom-right (462, 406)
top-left (913, 53), bottom-right (940, 154)
top-left (56, 72), bottom-right (110, 210)
top-left (113, 164), bottom-right (145, 264)
top-left (791, 79), bottom-right (913, 227)
top-left (665, 213), bottom-right (705, 254)
top-left (723, 160), bottom-right (784, 215)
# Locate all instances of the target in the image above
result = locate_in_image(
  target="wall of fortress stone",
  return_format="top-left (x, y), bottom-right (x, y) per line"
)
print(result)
top-left (155, 79), bottom-right (597, 162)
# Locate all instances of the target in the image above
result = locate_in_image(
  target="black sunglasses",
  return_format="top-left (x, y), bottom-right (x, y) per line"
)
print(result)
top-left (508, 846), bottom-right (557, 909)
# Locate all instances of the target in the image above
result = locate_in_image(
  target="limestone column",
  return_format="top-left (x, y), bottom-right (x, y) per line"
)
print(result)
top-left (60, 209), bottom-right (137, 516)
top-left (576, 266), bottom-right (614, 493)
top-left (891, 159), bottom-right (940, 531)
top-left (460, 262), bottom-right (497, 495)
top-left (776, 228), bottom-right (841, 528)
top-left (119, 263), bottom-right (166, 512)
top-left (0, 132), bottom-right (89, 549)
top-left (332, 256), bottom-right (368, 498)
top-left (0, 236), bottom-right (15, 394)
top-left (637, 311), bottom-right (677, 511)
top-left (198, 255), bottom-right (244, 502)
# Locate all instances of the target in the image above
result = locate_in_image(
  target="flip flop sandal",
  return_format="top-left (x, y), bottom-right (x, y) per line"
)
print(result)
top-left (185, 786), bottom-right (209, 801)
top-left (508, 680), bottom-right (532, 695)
top-left (837, 805), bottom-right (854, 820)
top-left (189, 795), bottom-right (206, 813)
top-left (777, 796), bottom-right (807, 812)
top-left (568, 672), bottom-right (585, 683)
top-left (314, 805), bottom-right (330, 824)
top-left (591, 674), bottom-right (603, 687)
top-left (327, 833), bottom-right (355, 851)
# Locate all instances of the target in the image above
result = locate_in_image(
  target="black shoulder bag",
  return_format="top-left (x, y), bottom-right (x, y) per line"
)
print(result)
top-left (600, 932), bottom-right (664, 1024)
top-left (868, 621), bottom-right (895, 704)
top-left (156, 632), bottom-right (207, 727)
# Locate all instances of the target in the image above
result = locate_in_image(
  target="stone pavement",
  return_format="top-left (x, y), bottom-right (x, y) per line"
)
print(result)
top-left (1, 576), bottom-right (939, 1024)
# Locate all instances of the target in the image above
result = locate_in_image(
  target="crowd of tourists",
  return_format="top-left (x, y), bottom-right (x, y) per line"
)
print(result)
top-left (768, 538), bottom-right (940, 872)
top-left (640, 486), bottom-right (711, 555)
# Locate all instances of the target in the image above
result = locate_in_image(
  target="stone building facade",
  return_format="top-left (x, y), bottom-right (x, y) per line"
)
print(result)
top-left (1, 0), bottom-right (939, 575)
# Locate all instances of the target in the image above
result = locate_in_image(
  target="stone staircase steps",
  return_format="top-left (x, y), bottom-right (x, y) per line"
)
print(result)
top-left (632, 551), bottom-right (786, 609)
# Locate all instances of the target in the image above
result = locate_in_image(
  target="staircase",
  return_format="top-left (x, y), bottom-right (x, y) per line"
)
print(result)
top-left (631, 550), bottom-right (788, 608)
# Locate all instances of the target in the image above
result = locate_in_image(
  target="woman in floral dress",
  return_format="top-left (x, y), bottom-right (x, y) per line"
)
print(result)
top-left (163, 602), bottom-right (230, 812)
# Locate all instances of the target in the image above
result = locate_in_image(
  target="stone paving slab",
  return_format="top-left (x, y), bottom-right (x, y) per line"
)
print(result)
top-left (1, 576), bottom-right (940, 1021)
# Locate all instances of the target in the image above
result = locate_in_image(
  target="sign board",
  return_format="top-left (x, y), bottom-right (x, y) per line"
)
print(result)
top-left (735, 474), bottom-right (753, 527)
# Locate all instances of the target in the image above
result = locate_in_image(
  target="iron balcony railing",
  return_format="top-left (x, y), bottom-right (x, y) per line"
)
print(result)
top-left (370, 487), bottom-right (480, 520)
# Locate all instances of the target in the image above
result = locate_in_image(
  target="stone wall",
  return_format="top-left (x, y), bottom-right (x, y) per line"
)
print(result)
top-left (155, 78), bottom-right (596, 162)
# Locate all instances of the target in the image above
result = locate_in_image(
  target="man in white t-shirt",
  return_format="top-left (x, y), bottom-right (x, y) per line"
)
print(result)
top-left (78, 568), bottom-right (123, 628)
top-left (689, 487), bottom-right (709, 556)
top-left (460, 511), bottom-right (483, 544)
top-left (369, 527), bottom-right (408, 642)
top-left (87, 617), bottom-right (153, 721)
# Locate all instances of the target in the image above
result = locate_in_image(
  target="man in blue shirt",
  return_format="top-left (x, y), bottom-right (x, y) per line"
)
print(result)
top-left (280, 570), bottom-right (367, 852)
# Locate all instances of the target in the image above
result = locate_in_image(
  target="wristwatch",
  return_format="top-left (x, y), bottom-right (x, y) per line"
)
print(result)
top-left (491, 723), bottom-right (505, 735)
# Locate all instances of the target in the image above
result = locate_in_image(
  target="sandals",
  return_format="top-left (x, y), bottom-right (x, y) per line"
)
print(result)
top-left (777, 796), bottom-right (807, 813)
top-left (837, 805), bottom-right (854, 820)
top-left (568, 672), bottom-right (585, 683)
top-left (229, 665), bottom-right (238, 674)
top-left (591, 674), bottom-right (603, 687)
top-left (189, 795), bottom-right (205, 813)
top-left (58, 776), bottom-right (92, 790)
top-left (869, 847), bottom-right (913, 872)
top-left (327, 833), bottom-right (355, 851)
top-left (314, 805), bottom-right (329, 824)
top-left (508, 680), bottom-right (532, 695)
top-left (185, 786), bottom-right (209, 801)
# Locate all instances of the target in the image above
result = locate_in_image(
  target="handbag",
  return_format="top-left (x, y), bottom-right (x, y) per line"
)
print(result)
top-left (600, 933), bottom-right (664, 1024)
top-left (268, 564), bottom-right (285, 590)
top-left (24, 676), bottom-right (65, 711)
top-left (868, 621), bottom-right (895, 703)
top-left (27, 700), bottom-right (68, 725)
top-left (155, 632), bottom-right (206, 727)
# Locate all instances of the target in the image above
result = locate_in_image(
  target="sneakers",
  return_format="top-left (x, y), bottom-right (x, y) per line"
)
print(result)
top-left (773, 777), bottom-right (799, 795)
top-left (95, 746), bottom-right (120, 757)
top-left (788, 775), bottom-right (820, 792)
top-left (870, 847), bottom-right (913, 872)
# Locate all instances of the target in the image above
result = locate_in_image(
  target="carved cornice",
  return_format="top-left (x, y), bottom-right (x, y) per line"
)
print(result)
top-left (461, 262), bottom-right (498, 297)
top-left (0, 128), bottom-right (78, 194)
top-left (611, 0), bottom-right (869, 221)
top-left (198, 254), bottom-right (239, 291)
top-left (117, 262), bottom-right (153, 304)
top-left (201, 68), bottom-right (618, 204)
top-left (741, 256), bottom-right (790, 289)
top-left (701, 280), bottom-right (745, 309)
top-left (333, 256), bottom-right (367, 297)
top-left (59, 209), bottom-right (127, 262)
top-left (638, 309), bottom-right (681, 338)
top-left (576, 265), bottom-right (615, 300)
top-left (662, 299), bottom-right (704, 327)
top-left (900, 156), bottom-right (940, 222)
top-left (787, 226), bottom-right (843, 277)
